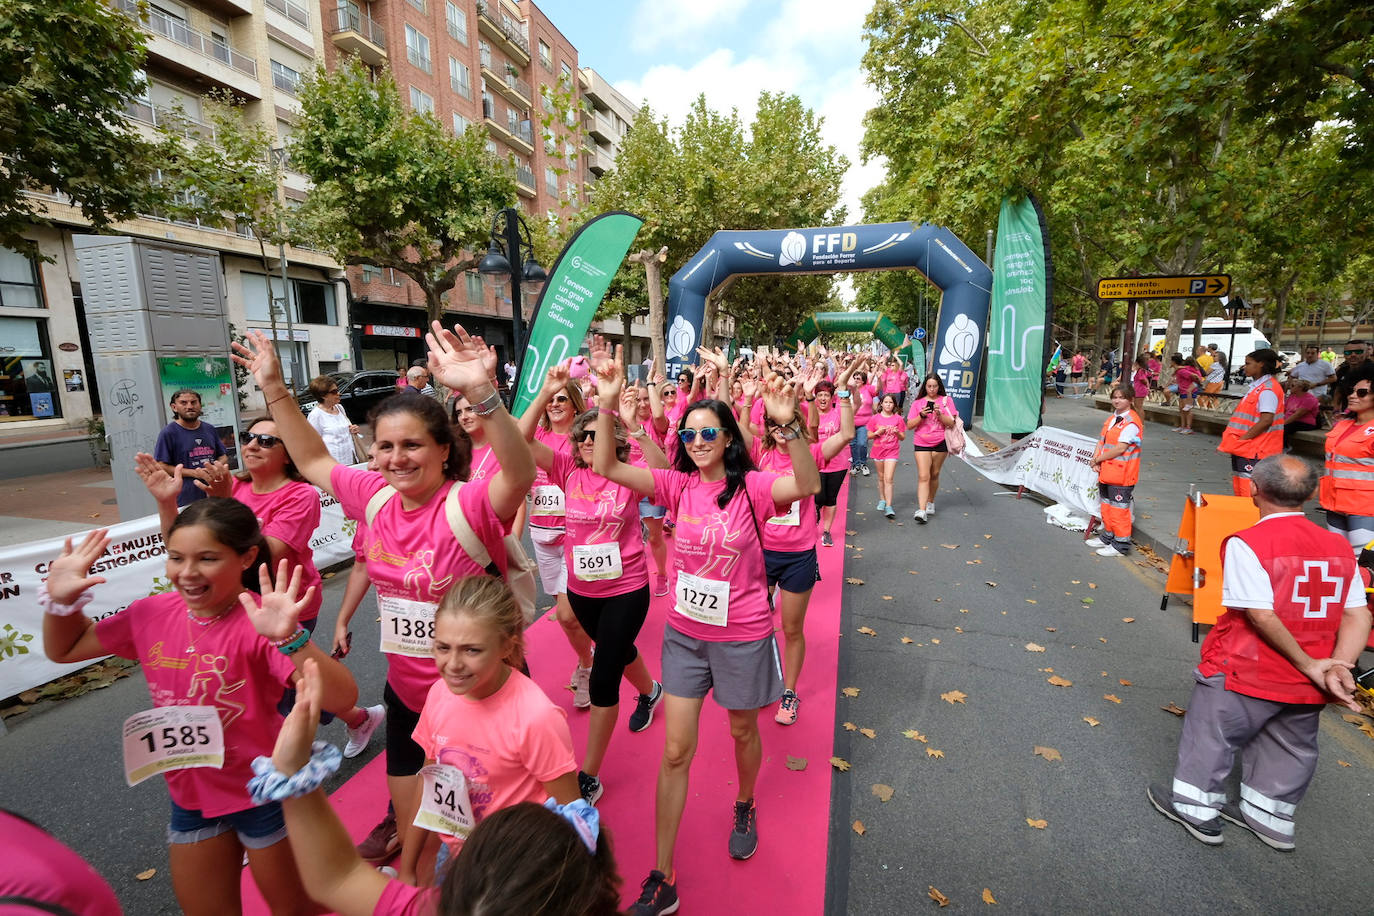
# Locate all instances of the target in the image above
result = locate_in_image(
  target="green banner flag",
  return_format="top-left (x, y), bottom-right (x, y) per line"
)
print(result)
top-left (512, 211), bottom-right (643, 417)
top-left (983, 195), bottom-right (1053, 433)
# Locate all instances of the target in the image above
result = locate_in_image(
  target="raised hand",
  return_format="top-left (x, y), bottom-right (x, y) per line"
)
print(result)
top-left (240, 558), bottom-right (314, 642)
top-left (588, 334), bottom-right (615, 376)
top-left (196, 461), bottom-right (232, 498)
top-left (426, 321), bottom-right (495, 395)
top-left (135, 452), bottom-right (183, 504)
top-left (473, 335), bottom-right (498, 379)
top-left (46, 529), bottom-right (111, 606)
top-left (761, 372), bottom-right (801, 426)
top-left (271, 657), bottom-right (322, 774)
top-left (618, 386), bottom-right (640, 429)
top-left (231, 330), bottom-right (286, 392)
top-left (595, 344), bottom-right (625, 407)
top-left (541, 362), bottom-right (571, 398)
top-left (695, 346), bottom-right (728, 374)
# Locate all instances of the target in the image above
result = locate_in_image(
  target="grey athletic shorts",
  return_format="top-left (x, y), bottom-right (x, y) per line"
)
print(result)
top-left (660, 623), bottom-right (784, 710)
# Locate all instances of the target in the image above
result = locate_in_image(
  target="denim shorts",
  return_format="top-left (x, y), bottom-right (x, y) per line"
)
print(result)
top-left (639, 496), bottom-right (667, 519)
top-left (167, 799), bottom-right (286, 848)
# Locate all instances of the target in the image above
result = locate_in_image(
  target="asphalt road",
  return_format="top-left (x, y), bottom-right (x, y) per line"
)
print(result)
top-left (824, 457), bottom-right (1374, 914)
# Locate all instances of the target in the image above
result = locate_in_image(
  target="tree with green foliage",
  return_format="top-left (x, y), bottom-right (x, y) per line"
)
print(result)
top-left (0, 0), bottom-right (169, 256)
top-left (287, 61), bottom-right (516, 324)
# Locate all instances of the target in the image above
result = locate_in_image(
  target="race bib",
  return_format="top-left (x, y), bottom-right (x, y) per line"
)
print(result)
top-left (572, 541), bottom-right (624, 581)
top-left (379, 595), bottom-right (437, 657)
top-left (122, 706), bottom-right (224, 787)
top-left (414, 764), bottom-right (476, 838)
top-left (768, 500), bottom-right (801, 527)
top-left (532, 485), bottom-right (565, 515)
top-left (675, 572), bottom-right (730, 627)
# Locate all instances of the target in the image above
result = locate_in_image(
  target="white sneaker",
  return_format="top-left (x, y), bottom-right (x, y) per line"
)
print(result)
top-left (861, 465), bottom-right (871, 477)
top-left (1085, 536), bottom-right (1107, 549)
top-left (343, 704), bottom-right (385, 759)
top-left (914, 509), bottom-right (928, 524)
top-left (926, 502), bottom-right (935, 516)
top-left (1095, 545), bottom-right (1125, 557)
top-left (572, 664), bottom-right (592, 709)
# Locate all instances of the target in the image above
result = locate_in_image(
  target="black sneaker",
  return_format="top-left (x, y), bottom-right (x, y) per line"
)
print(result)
top-left (1147, 782), bottom-right (1222, 845)
top-left (628, 869), bottom-right (680, 915)
top-left (577, 770), bottom-right (603, 806)
top-left (1220, 801), bottom-right (1294, 851)
top-left (357, 809), bottom-right (399, 862)
top-left (629, 680), bottom-right (663, 733)
top-left (820, 531), bottom-right (833, 547)
top-left (728, 798), bottom-right (758, 860)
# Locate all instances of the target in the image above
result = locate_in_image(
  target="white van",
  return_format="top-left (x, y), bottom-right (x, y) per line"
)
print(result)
top-left (1147, 318), bottom-right (1271, 364)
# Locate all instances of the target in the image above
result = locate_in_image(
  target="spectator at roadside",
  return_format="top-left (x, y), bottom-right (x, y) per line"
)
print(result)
top-left (1282, 380), bottom-right (1321, 450)
top-left (1201, 355), bottom-right (1227, 409)
top-left (1194, 345), bottom-right (1214, 375)
top-left (404, 365), bottom-right (441, 402)
top-left (1333, 340), bottom-right (1369, 415)
top-left (1288, 345), bottom-right (1336, 399)
top-left (153, 389), bottom-right (228, 507)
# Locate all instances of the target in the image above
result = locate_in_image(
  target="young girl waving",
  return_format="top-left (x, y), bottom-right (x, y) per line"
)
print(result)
top-left (868, 394), bottom-right (906, 518)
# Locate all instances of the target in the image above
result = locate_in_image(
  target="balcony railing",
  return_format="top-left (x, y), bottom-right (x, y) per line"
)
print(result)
top-left (507, 119), bottom-right (533, 145)
top-left (265, 0), bottom-right (309, 27)
top-left (126, 100), bottom-right (218, 144)
top-left (115, 0), bottom-right (257, 78)
top-left (451, 76), bottom-right (472, 99)
top-left (475, 0), bottom-right (529, 57)
top-left (516, 165), bottom-right (535, 188)
top-left (407, 47), bottom-right (432, 73)
top-left (272, 69), bottom-right (301, 96)
top-left (504, 72), bottom-right (531, 101)
top-left (325, 5), bottom-right (386, 47)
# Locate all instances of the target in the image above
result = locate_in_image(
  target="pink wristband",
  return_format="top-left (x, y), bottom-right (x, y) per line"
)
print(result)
top-left (599, 407), bottom-right (619, 417)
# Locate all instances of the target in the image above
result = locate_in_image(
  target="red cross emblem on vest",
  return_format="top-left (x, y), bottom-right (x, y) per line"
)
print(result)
top-left (1291, 560), bottom-right (1342, 620)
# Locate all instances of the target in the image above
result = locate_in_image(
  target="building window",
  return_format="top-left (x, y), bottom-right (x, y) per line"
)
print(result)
top-left (241, 273), bottom-right (335, 326)
top-left (446, 1), bottom-right (467, 43)
top-left (541, 85), bottom-right (554, 114)
top-left (485, 139), bottom-right (498, 155)
top-left (295, 280), bottom-right (337, 325)
top-left (465, 271), bottom-right (485, 304)
top-left (0, 247), bottom-right (61, 421)
top-left (450, 58), bottom-right (471, 99)
top-left (545, 166), bottom-right (558, 189)
top-left (0, 247), bottom-right (42, 308)
top-left (361, 264), bottom-right (383, 283)
top-left (479, 40), bottom-right (491, 70)
top-left (560, 61), bottom-right (572, 81)
top-left (538, 39), bottom-right (551, 71)
top-left (453, 112), bottom-right (471, 134)
top-left (405, 0), bottom-right (425, 11)
top-left (270, 60), bottom-right (301, 95)
top-left (411, 87), bottom-right (435, 115)
top-left (405, 24), bottom-right (431, 73)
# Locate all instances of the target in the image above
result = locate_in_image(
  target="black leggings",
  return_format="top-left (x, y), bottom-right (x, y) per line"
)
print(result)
top-left (567, 584), bottom-right (651, 707)
top-left (383, 682), bottom-right (425, 777)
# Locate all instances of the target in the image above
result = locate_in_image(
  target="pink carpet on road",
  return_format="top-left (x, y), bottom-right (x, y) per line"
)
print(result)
top-left (244, 483), bottom-right (849, 914)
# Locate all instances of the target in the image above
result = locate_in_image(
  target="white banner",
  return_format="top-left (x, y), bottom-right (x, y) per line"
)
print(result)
top-left (0, 482), bottom-right (358, 701)
top-left (958, 426), bottom-right (1102, 518)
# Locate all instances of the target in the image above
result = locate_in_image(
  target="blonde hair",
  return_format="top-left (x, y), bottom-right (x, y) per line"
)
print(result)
top-left (435, 576), bottom-right (525, 670)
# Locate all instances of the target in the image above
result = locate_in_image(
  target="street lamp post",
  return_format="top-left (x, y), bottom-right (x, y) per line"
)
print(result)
top-left (268, 147), bottom-right (302, 390)
top-left (479, 206), bottom-right (547, 381)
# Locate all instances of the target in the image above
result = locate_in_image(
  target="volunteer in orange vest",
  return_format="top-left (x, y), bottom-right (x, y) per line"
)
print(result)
top-left (1089, 385), bottom-right (1142, 558)
top-left (1218, 348), bottom-right (1285, 497)
top-left (1320, 363), bottom-right (1374, 554)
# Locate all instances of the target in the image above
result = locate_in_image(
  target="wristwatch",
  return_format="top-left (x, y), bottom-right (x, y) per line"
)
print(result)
top-left (837, 390), bottom-right (852, 400)
top-left (778, 422), bottom-right (802, 441)
top-left (470, 389), bottom-right (503, 417)
top-left (629, 427), bottom-right (649, 438)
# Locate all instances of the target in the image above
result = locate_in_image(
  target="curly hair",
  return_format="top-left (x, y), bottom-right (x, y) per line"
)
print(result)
top-left (370, 393), bottom-right (472, 481)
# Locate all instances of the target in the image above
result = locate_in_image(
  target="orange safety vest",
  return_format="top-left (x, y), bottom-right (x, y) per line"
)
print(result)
top-left (1320, 419), bottom-right (1374, 516)
top-left (1095, 410), bottom-right (1143, 486)
top-left (1219, 376), bottom-right (1284, 459)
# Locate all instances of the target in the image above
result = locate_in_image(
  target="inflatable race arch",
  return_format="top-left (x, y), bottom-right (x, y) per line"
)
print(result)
top-left (663, 222), bottom-right (992, 424)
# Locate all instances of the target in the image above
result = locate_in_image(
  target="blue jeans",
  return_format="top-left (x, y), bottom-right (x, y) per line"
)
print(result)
top-left (849, 426), bottom-right (869, 467)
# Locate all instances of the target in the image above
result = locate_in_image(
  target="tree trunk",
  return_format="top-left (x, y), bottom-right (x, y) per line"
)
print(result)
top-left (1190, 299), bottom-right (1205, 353)
top-left (1093, 299), bottom-right (1109, 361)
top-left (629, 246), bottom-right (669, 378)
top-left (621, 311), bottom-right (633, 365)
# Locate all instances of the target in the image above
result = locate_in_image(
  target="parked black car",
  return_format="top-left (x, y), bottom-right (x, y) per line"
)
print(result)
top-left (296, 370), bottom-right (402, 424)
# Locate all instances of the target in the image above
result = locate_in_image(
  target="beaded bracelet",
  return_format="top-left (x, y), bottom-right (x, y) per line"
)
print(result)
top-left (37, 582), bottom-right (94, 618)
top-left (271, 628), bottom-right (310, 655)
top-left (247, 742), bottom-right (342, 804)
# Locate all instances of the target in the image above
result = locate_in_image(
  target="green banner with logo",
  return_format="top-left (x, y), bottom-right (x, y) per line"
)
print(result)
top-left (512, 211), bottom-right (643, 417)
top-left (983, 194), bottom-right (1053, 433)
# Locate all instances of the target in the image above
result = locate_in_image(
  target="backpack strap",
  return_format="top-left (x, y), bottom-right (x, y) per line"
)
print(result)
top-left (364, 485), bottom-right (398, 526)
top-left (444, 481), bottom-right (502, 577)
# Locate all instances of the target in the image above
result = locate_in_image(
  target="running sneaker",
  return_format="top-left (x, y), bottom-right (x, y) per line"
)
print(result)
top-left (774, 689), bottom-right (800, 725)
top-left (861, 465), bottom-right (871, 476)
top-left (926, 501), bottom-right (935, 516)
top-left (629, 681), bottom-right (663, 733)
top-left (876, 499), bottom-right (887, 512)
top-left (653, 574), bottom-right (669, 598)
top-left (1220, 801), bottom-right (1294, 851)
top-left (821, 531), bottom-right (833, 547)
top-left (577, 770), bottom-right (603, 805)
top-left (357, 810), bottom-right (399, 863)
top-left (850, 465), bottom-right (860, 476)
top-left (1181, 429), bottom-right (1194, 435)
top-left (629, 870), bottom-right (680, 915)
top-left (1085, 536), bottom-right (1108, 549)
top-left (571, 664), bottom-right (592, 709)
top-left (1096, 544), bottom-right (1125, 557)
top-left (728, 799), bottom-right (759, 860)
top-left (343, 704), bottom-right (385, 759)
top-left (884, 506), bottom-right (895, 519)
top-left (914, 509), bottom-right (928, 524)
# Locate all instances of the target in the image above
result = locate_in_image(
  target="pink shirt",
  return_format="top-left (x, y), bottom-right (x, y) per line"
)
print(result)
top-left (650, 468), bottom-right (785, 641)
top-left (231, 477), bottom-right (322, 623)
top-left (0, 812), bottom-right (122, 915)
top-left (1132, 368), bottom-right (1150, 398)
top-left (814, 403), bottom-right (849, 472)
top-left (1285, 391), bottom-right (1319, 425)
top-left (468, 443), bottom-right (499, 482)
top-left (1174, 365), bottom-right (1203, 397)
top-left (530, 426), bottom-right (570, 529)
top-left (853, 384), bottom-right (877, 426)
top-left (752, 440), bottom-right (820, 552)
top-left (331, 465), bottom-right (508, 711)
top-left (97, 593), bottom-right (296, 817)
top-left (374, 882), bottom-right (438, 916)
top-left (868, 413), bottom-right (905, 460)
top-left (412, 670), bottom-right (576, 841)
top-left (907, 395), bottom-right (956, 447)
top-left (881, 369), bottom-right (907, 394)
top-left (548, 451), bottom-right (648, 596)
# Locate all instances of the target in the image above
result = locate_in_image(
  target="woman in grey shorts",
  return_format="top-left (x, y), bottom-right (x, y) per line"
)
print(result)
top-left (588, 339), bottom-right (819, 916)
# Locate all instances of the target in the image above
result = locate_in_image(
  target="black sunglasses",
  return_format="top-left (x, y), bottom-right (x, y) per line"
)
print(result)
top-left (239, 432), bottom-right (282, 448)
top-left (577, 429), bottom-right (596, 443)
top-left (1353, 388), bottom-right (1373, 398)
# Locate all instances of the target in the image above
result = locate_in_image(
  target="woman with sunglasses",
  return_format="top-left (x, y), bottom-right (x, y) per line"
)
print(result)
top-left (805, 358), bottom-right (866, 547)
top-left (528, 379), bottom-right (671, 806)
top-left (1321, 364), bottom-right (1374, 555)
top-left (232, 323), bottom-right (534, 875)
top-left (306, 375), bottom-right (359, 465)
top-left (590, 343), bottom-right (818, 916)
top-left (519, 363), bottom-right (596, 708)
top-left (849, 368), bottom-right (876, 476)
top-left (880, 356), bottom-right (909, 411)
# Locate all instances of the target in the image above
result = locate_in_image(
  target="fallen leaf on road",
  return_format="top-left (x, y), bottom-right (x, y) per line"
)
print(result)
top-left (1025, 642), bottom-right (1046, 653)
top-left (1099, 637), bottom-right (1108, 643)
top-left (1033, 746), bottom-right (1063, 762)
top-left (959, 608), bottom-right (969, 613)
top-left (1082, 597), bottom-right (1095, 605)
top-left (1104, 694), bottom-right (1122, 704)
top-left (983, 888), bottom-right (998, 905)
top-left (941, 690), bottom-right (967, 704)
top-left (903, 729), bottom-right (928, 743)
top-left (986, 581), bottom-right (998, 587)
top-left (1040, 667), bottom-right (1054, 672)
top-left (1119, 679), bottom-right (1133, 687)
top-left (1088, 583), bottom-right (1097, 589)
top-left (1045, 627), bottom-right (1057, 632)
top-left (785, 756), bottom-right (808, 771)
top-left (901, 637), bottom-right (914, 644)
top-left (941, 543), bottom-right (959, 549)
top-left (930, 886), bottom-right (950, 907)
top-left (136, 869), bottom-right (156, 881)
top-left (1047, 676), bottom-right (1073, 687)
top-left (843, 722), bottom-right (857, 731)
top-left (842, 686), bottom-right (860, 697)
top-left (857, 626), bottom-right (877, 637)
top-left (1026, 599), bottom-right (1037, 604)
top-left (882, 595), bottom-right (894, 600)
top-left (1071, 579), bottom-right (1081, 584)
top-left (830, 756), bottom-right (851, 772)
top-left (931, 638), bottom-right (941, 644)
top-left (1339, 760), bottom-right (1352, 767)
top-left (909, 570), bottom-right (919, 574)
top-left (1083, 716), bottom-right (1101, 727)
top-left (985, 534), bottom-right (992, 539)
top-left (1122, 617), bottom-right (1135, 623)
top-left (846, 529), bottom-right (857, 536)
top-left (872, 783), bottom-right (894, 802)
top-left (927, 748), bottom-right (945, 758)
top-left (846, 578), bottom-right (865, 586)
top-left (859, 728), bottom-right (877, 739)
top-left (1159, 703), bottom-right (1185, 717)
top-left (852, 820), bottom-right (865, 835)
top-left (1100, 671), bottom-right (1109, 677)
top-left (1026, 818), bottom-right (1048, 829)
top-left (954, 626), bottom-right (964, 633)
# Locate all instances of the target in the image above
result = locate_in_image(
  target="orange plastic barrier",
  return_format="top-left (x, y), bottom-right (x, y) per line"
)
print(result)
top-left (1165, 492), bottom-right (1260, 633)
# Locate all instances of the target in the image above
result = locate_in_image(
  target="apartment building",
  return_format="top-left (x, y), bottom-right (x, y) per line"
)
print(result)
top-left (6, 0), bottom-right (350, 438)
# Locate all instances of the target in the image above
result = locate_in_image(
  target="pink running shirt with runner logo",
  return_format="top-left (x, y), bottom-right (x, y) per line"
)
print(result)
top-left (548, 450), bottom-right (649, 597)
top-left (230, 477), bottom-right (322, 623)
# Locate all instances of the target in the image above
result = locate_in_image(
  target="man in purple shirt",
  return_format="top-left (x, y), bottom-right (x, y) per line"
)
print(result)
top-left (153, 389), bottom-right (228, 506)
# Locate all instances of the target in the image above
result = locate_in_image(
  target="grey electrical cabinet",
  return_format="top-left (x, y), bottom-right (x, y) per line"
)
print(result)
top-left (73, 236), bottom-right (241, 521)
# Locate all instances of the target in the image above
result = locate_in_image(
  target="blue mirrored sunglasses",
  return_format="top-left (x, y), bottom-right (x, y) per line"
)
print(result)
top-left (677, 427), bottom-right (722, 445)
